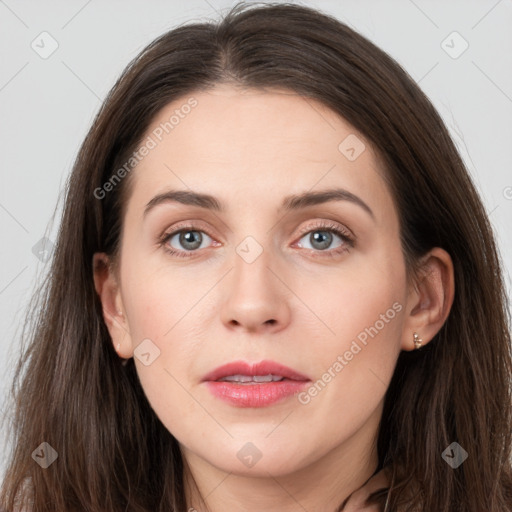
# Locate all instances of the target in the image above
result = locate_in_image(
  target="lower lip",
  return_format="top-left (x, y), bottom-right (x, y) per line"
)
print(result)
top-left (204, 380), bottom-right (309, 407)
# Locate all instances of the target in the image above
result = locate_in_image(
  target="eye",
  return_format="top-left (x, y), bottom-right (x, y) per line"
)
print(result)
top-left (159, 225), bottom-right (216, 258)
top-left (294, 221), bottom-right (354, 257)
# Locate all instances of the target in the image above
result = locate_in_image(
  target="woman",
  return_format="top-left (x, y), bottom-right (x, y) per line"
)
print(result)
top-left (1, 2), bottom-right (511, 511)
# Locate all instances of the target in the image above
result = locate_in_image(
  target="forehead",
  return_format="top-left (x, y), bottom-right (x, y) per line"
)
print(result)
top-left (125, 84), bottom-right (394, 221)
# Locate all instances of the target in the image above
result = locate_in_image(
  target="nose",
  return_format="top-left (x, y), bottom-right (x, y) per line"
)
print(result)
top-left (219, 244), bottom-right (291, 334)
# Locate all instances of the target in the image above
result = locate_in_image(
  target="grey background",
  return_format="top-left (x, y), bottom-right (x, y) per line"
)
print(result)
top-left (1, 0), bottom-right (511, 479)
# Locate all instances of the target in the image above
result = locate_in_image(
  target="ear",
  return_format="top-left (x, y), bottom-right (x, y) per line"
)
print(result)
top-left (92, 252), bottom-right (133, 359)
top-left (401, 247), bottom-right (455, 351)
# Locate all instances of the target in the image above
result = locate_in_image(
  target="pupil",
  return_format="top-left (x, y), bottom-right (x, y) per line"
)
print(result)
top-left (180, 231), bottom-right (202, 250)
top-left (311, 231), bottom-right (331, 250)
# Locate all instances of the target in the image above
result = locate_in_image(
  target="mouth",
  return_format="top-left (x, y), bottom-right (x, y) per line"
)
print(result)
top-left (202, 360), bottom-right (311, 408)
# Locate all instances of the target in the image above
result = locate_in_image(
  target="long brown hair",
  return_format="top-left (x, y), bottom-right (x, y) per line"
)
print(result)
top-left (1, 2), bottom-right (511, 511)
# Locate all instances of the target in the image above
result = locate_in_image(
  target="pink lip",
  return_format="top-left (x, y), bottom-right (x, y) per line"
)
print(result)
top-left (202, 360), bottom-right (311, 408)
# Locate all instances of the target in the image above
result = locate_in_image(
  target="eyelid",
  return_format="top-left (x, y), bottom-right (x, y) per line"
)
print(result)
top-left (294, 219), bottom-right (355, 241)
top-left (158, 220), bottom-right (219, 243)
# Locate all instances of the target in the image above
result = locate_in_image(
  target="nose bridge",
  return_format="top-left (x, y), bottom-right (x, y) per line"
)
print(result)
top-left (219, 229), bottom-right (291, 332)
top-left (230, 206), bottom-right (274, 281)
top-left (231, 232), bottom-right (275, 301)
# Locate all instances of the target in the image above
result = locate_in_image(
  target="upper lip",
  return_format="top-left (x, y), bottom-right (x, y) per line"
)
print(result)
top-left (202, 360), bottom-right (311, 382)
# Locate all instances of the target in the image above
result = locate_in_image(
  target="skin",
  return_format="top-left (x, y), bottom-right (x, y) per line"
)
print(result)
top-left (94, 84), bottom-right (454, 511)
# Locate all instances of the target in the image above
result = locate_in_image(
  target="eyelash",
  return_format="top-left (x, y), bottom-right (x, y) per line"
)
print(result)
top-left (157, 220), bottom-right (355, 260)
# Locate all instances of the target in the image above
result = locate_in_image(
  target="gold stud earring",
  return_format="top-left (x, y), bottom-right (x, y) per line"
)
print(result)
top-left (413, 332), bottom-right (423, 350)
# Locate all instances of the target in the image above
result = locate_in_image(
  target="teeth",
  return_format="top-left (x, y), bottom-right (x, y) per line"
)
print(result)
top-left (253, 374), bottom-right (278, 383)
top-left (221, 374), bottom-right (253, 383)
top-left (219, 374), bottom-right (284, 383)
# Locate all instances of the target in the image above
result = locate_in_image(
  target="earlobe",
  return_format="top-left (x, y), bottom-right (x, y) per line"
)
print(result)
top-left (401, 247), bottom-right (455, 351)
top-left (92, 252), bottom-right (133, 359)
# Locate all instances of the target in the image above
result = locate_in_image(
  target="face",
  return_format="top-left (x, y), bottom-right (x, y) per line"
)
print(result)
top-left (105, 85), bottom-right (409, 478)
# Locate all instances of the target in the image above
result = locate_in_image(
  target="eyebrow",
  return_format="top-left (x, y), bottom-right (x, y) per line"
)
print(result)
top-left (143, 187), bottom-right (374, 219)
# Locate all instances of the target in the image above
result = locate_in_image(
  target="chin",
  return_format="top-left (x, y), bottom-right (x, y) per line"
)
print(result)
top-left (215, 451), bottom-right (307, 477)
top-left (192, 434), bottom-right (316, 477)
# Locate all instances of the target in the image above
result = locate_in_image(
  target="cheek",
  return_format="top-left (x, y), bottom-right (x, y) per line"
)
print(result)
top-left (298, 264), bottom-right (404, 434)
top-left (119, 266), bottom-right (196, 389)
top-left (293, 247), bottom-right (405, 355)
top-left (123, 280), bottom-right (171, 341)
top-left (330, 276), bottom-right (404, 351)
top-left (120, 271), bottom-right (201, 436)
